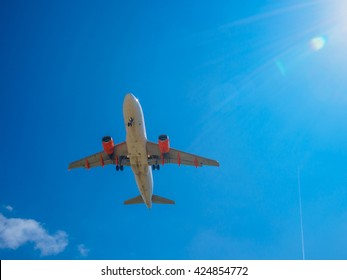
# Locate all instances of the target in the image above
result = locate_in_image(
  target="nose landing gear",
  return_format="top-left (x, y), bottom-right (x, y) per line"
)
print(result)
top-left (127, 117), bottom-right (134, 127)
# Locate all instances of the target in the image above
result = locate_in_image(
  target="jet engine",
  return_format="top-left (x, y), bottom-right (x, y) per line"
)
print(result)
top-left (158, 134), bottom-right (170, 154)
top-left (102, 136), bottom-right (115, 155)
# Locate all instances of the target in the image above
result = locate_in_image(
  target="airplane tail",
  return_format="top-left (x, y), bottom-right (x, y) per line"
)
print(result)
top-left (124, 195), bottom-right (175, 205)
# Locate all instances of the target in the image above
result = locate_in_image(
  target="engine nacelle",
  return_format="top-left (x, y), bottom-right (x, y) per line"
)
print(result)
top-left (158, 134), bottom-right (170, 154)
top-left (102, 136), bottom-right (115, 155)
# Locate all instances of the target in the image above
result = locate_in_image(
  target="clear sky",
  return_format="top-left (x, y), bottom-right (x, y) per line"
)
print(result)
top-left (1, 0), bottom-right (347, 260)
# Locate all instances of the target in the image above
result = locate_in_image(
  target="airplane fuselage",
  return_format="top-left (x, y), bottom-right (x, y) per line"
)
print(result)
top-left (123, 94), bottom-right (153, 208)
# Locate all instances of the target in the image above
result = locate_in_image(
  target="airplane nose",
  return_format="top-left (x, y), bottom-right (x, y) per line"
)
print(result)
top-left (126, 93), bottom-right (136, 100)
top-left (124, 93), bottom-right (138, 106)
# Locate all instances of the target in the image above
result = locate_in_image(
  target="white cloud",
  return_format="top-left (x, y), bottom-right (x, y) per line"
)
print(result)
top-left (5, 205), bottom-right (13, 212)
top-left (78, 244), bottom-right (90, 257)
top-left (0, 213), bottom-right (68, 256)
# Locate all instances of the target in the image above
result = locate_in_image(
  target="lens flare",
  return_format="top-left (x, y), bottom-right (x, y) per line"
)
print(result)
top-left (310, 36), bottom-right (326, 51)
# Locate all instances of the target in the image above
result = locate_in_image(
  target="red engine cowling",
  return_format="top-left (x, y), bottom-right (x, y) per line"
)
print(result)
top-left (158, 134), bottom-right (170, 154)
top-left (102, 136), bottom-right (115, 155)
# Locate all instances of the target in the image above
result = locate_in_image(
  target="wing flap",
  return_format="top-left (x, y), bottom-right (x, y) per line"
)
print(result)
top-left (68, 142), bottom-right (129, 170)
top-left (146, 141), bottom-right (219, 167)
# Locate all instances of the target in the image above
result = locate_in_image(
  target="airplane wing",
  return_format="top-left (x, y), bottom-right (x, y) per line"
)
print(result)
top-left (146, 141), bottom-right (219, 167)
top-left (68, 142), bottom-right (129, 170)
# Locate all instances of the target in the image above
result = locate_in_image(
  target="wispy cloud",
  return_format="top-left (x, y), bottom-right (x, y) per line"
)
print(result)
top-left (4, 205), bottom-right (13, 212)
top-left (78, 244), bottom-right (90, 257)
top-left (0, 213), bottom-right (68, 256)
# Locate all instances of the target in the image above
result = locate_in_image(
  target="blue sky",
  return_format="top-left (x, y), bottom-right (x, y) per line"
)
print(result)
top-left (1, 0), bottom-right (347, 260)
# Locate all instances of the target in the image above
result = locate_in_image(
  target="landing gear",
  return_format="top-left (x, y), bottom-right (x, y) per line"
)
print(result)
top-left (116, 165), bottom-right (124, 171)
top-left (152, 164), bottom-right (160, 170)
top-left (127, 117), bottom-right (134, 127)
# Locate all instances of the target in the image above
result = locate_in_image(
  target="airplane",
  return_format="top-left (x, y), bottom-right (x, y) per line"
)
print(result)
top-left (68, 93), bottom-right (219, 208)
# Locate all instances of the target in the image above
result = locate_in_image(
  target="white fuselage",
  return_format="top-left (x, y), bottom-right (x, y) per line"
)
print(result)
top-left (123, 94), bottom-right (153, 208)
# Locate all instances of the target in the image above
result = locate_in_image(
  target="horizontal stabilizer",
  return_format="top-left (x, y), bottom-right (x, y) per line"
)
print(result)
top-left (124, 195), bottom-right (175, 205)
top-left (152, 195), bottom-right (175, 205)
top-left (124, 195), bottom-right (144, 205)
